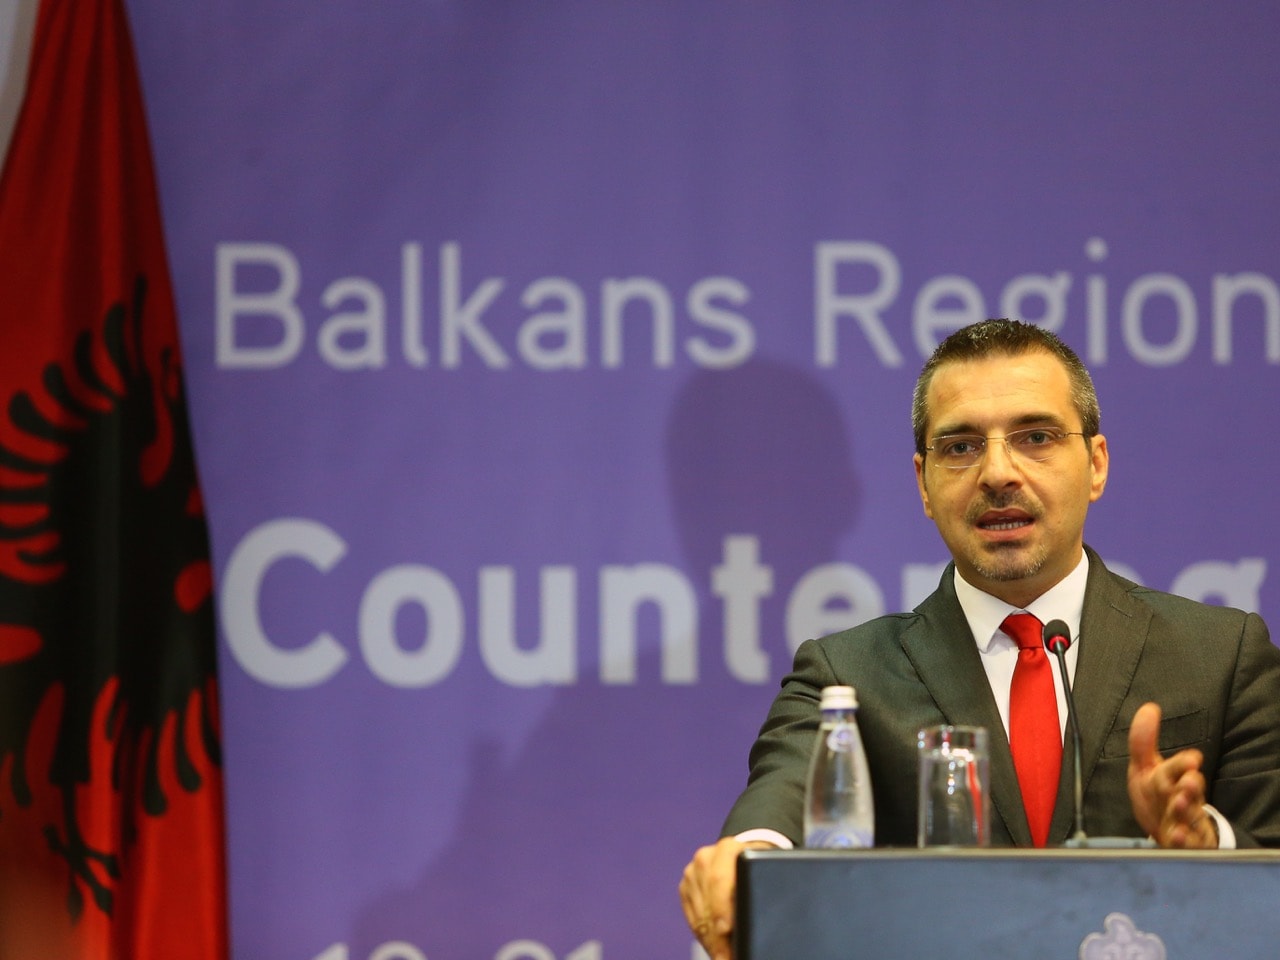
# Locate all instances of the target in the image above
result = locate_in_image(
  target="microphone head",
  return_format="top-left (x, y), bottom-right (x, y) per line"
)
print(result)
top-left (1042, 619), bottom-right (1072, 654)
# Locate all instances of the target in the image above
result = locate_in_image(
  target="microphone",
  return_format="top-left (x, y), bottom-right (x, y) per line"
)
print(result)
top-left (1041, 619), bottom-right (1086, 844)
top-left (1042, 618), bottom-right (1154, 849)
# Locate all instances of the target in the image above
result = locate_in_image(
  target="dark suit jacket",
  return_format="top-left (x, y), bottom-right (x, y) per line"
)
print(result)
top-left (721, 547), bottom-right (1280, 848)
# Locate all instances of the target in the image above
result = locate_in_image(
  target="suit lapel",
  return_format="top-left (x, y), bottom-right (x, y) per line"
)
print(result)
top-left (1047, 548), bottom-right (1149, 841)
top-left (901, 569), bottom-right (1032, 846)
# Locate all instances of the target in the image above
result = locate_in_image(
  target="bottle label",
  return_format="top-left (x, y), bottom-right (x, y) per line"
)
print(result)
top-left (826, 727), bottom-right (854, 753)
top-left (805, 825), bottom-right (873, 849)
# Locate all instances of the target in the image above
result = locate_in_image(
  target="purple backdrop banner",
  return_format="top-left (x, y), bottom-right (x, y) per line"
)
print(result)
top-left (114, 2), bottom-right (1280, 957)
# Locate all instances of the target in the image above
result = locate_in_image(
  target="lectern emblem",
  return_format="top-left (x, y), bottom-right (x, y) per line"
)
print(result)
top-left (1079, 912), bottom-right (1167, 960)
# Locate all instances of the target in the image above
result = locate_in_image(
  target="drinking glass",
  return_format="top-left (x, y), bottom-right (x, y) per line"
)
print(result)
top-left (917, 725), bottom-right (990, 847)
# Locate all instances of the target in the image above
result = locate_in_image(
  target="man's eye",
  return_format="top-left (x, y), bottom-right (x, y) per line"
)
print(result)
top-left (942, 438), bottom-right (979, 457)
top-left (1018, 430), bottom-right (1056, 447)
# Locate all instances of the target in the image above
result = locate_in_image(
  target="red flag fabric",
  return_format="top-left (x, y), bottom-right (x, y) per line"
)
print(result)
top-left (0, 1), bottom-right (228, 957)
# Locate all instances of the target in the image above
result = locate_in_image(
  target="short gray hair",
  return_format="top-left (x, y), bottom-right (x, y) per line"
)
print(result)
top-left (911, 319), bottom-right (1100, 455)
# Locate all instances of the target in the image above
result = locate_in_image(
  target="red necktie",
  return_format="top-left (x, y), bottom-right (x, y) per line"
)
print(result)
top-left (1002, 612), bottom-right (1061, 847)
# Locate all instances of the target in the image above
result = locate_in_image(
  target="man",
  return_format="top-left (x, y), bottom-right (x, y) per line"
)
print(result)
top-left (679, 319), bottom-right (1280, 960)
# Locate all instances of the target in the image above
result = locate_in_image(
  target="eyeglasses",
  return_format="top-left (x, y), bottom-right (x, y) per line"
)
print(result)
top-left (925, 427), bottom-right (1088, 470)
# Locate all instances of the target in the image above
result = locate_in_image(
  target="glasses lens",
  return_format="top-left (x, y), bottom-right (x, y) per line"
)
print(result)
top-left (931, 429), bottom-right (1067, 468)
top-left (932, 435), bottom-right (985, 467)
top-left (1007, 428), bottom-right (1062, 461)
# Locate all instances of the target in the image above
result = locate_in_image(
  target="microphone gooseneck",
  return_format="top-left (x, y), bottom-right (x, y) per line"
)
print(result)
top-left (1042, 618), bottom-right (1087, 844)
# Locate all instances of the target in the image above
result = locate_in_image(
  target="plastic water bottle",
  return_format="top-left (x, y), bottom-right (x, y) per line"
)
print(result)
top-left (803, 685), bottom-right (874, 848)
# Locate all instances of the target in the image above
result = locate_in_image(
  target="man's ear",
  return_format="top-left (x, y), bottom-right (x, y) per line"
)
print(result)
top-left (1088, 434), bottom-right (1109, 503)
top-left (914, 453), bottom-right (933, 518)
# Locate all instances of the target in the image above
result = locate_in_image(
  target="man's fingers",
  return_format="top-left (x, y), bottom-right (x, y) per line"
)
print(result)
top-left (679, 846), bottom-right (720, 932)
top-left (1148, 751), bottom-right (1212, 848)
top-left (709, 839), bottom-right (746, 932)
top-left (1160, 762), bottom-right (1206, 822)
top-left (678, 862), bottom-right (706, 933)
top-left (1147, 749), bottom-right (1203, 798)
top-left (680, 838), bottom-right (744, 955)
top-left (1127, 701), bottom-right (1163, 771)
top-left (1125, 703), bottom-right (1218, 850)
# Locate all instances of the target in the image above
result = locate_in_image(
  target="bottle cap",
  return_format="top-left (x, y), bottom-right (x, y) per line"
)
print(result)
top-left (819, 685), bottom-right (858, 710)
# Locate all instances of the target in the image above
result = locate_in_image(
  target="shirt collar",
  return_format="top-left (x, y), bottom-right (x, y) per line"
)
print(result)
top-left (954, 551), bottom-right (1089, 652)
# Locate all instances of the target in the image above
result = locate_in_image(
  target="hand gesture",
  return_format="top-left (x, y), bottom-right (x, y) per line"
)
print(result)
top-left (1126, 701), bottom-right (1218, 848)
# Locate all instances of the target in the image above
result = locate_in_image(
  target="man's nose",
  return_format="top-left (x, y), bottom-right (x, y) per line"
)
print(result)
top-left (975, 436), bottom-right (1023, 486)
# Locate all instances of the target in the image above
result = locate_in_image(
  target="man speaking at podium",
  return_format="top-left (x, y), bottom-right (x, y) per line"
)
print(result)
top-left (679, 319), bottom-right (1280, 960)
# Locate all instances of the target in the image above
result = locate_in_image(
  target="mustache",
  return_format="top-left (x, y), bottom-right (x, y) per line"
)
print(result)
top-left (965, 490), bottom-right (1042, 524)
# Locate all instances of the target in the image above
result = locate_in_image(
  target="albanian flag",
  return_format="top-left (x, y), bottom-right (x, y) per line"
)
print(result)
top-left (0, 0), bottom-right (229, 958)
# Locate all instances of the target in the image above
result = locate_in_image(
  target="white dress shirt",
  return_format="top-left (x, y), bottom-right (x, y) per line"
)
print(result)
top-left (956, 550), bottom-right (1085, 741)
